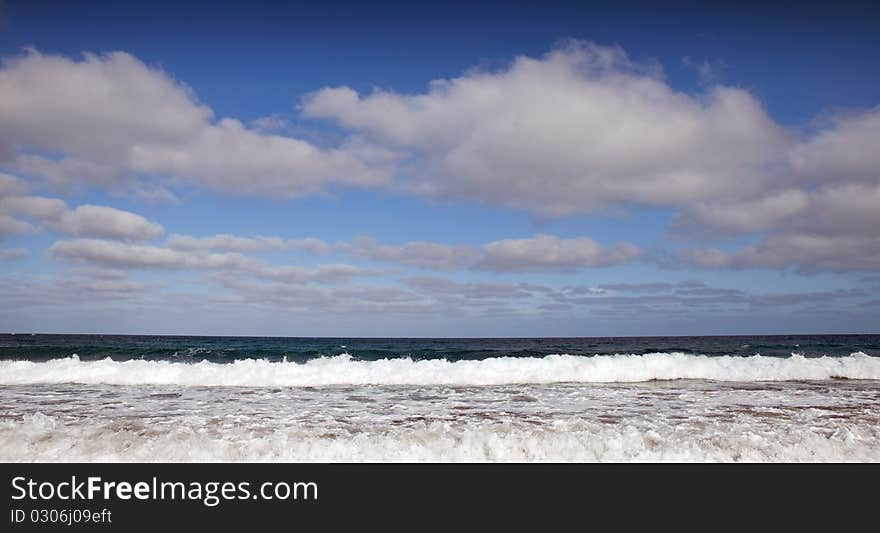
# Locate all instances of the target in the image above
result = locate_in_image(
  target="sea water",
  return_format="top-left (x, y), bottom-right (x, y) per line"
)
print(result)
top-left (1, 334), bottom-right (878, 462)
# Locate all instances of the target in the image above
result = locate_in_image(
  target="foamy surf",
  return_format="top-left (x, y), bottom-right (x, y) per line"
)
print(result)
top-left (1, 352), bottom-right (878, 387)
top-left (3, 412), bottom-right (878, 462)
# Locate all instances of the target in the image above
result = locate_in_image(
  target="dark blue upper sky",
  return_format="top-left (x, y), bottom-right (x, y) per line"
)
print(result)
top-left (0, 1), bottom-right (878, 335)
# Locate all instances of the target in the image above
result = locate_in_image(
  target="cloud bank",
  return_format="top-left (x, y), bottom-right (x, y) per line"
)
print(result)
top-left (1, 43), bottom-right (879, 273)
top-left (303, 43), bottom-right (880, 273)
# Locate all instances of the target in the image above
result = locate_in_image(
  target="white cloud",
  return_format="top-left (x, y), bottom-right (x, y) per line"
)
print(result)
top-left (48, 230), bottom-right (642, 287)
top-left (791, 107), bottom-right (880, 182)
top-left (675, 104), bottom-right (880, 271)
top-left (295, 234), bottom-right (640, 272)
top-left (304, 41), bottom-right (790, 215)
top-left (256, 263), bottom-right (375, 284)
top-left (0, 215), bottom-right (34, 239)
top-left (166, 233), bottom-right (286, 253)
top-left (680, 182), bottom-right (880, 272)
top-left (477, 234), bottom-right (640, 272)
top-left (0, 50), bottom-right (209, 164)
top-left (678, 189), bottom-right (810, 235)
top-left (0, 195), bottom-right (67, 221)
top-left (49, 238), bottom-right (263, 270)
top-left (0, 190), bottom-right (163, 242)
top-left (129, 117), bottom-right (391, 196)
top-left (798, 182), bottom-right (880, 236)
top-left (4, 45), bottom-right (880, 275)
top-left (288, 237), bottom-right (331, 255)
top-left (0, 174), bottom-right (164, 242)
top-left (300, 42), bottom-right (880, 273)
top-left (48, 238), bottom-right (374, 284)
top-left (13, 155), bottom-right (127, 190)
top-left (681, 235), bottom-right (880, 273)
top-left (0, 49), bottom-right (392, 196)
top-left (344, 235), bottom-right (478, 270)
top-left (57, 205), bottom-right (163, 242)
top-left (0, 173), bottom-right (26, 196)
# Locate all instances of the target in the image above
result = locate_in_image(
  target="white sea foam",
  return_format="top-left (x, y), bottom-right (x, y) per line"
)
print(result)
top-left (1, 352), bottom-right (878, 387)
top-left (2, 413), bottom-right (878, 462)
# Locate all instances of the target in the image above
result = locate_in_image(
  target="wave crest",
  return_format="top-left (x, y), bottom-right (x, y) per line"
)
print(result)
top-left (1, 352), bottom-right (878, 387)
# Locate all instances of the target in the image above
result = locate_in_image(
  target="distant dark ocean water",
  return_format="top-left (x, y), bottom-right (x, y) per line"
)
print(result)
top-left (1, 334), bottom-right (879, 462)
top-left (2, 333), bottom-right (878, 362)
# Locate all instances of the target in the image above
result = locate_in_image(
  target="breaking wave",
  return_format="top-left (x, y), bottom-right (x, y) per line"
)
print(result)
top-left (1, 352), bottom-right (878, 387)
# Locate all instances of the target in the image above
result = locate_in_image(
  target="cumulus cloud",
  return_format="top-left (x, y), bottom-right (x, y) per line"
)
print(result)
top-left (344, 235), bottom-right (479, 270)
top-left (0, 190), bottom-right (163, 242)
top-left (304, 41), bottom-right (790, 215)
top-left (57, 205), bottom-right (163, 241)
top-left (477, 234), bottom-right (640, 272)
top-left (302, 41), bottom-right (879, 273)
top-left (677, 189), bottom-right (810, 236)
top-left (64, 230), bottom-right (639, 274)
top-left (679, 181), bottom-right (880, 272)
top-left (675, 104), bottom-right (880, 271)
top-left (13, 154), bottom-right (128, 190)
top-left (166, 233), bottom-right (286, 253)
top-left (795, 182), bottom-right (880, 237)
top-left (288, 237), bottom-right (331, 255)
top-left (255, 263), bottom-right (376, 284)
top-left (0, 173), bottom-right (26, 196)
top-left (129, 118), bottom-right (392, 196)
top-left (0, 195), bottom-right (67, 221)
top-left (48, 238), bottom-right (374, 284)
top-left (682, 235), bottom-right (880, 273)
top-left (297, 233), bottom-right (640, 272)
top-left (3, 44), bottom-right (879, 274)
top-left (0, 50), bottom-right (208, 162)
top-left (791, 107), bottom-right (880, 182)
top-left (0, 173), bottom-right (165, 241)
top-left (0, 215), bottom-right (33, 239)
top-left (48, 238), bottom-right (253, 270)
top-left (678, 179), bottom-right (880, 239)
top-left (0, 49), bottom-right (391, 196)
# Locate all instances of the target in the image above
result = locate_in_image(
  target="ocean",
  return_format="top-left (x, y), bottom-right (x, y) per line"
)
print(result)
top-left (1, 334), bottom-right (879, 462)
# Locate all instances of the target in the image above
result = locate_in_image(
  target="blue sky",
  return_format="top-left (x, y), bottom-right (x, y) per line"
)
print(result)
top-left (0, 0), bottom-right (878, 336)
